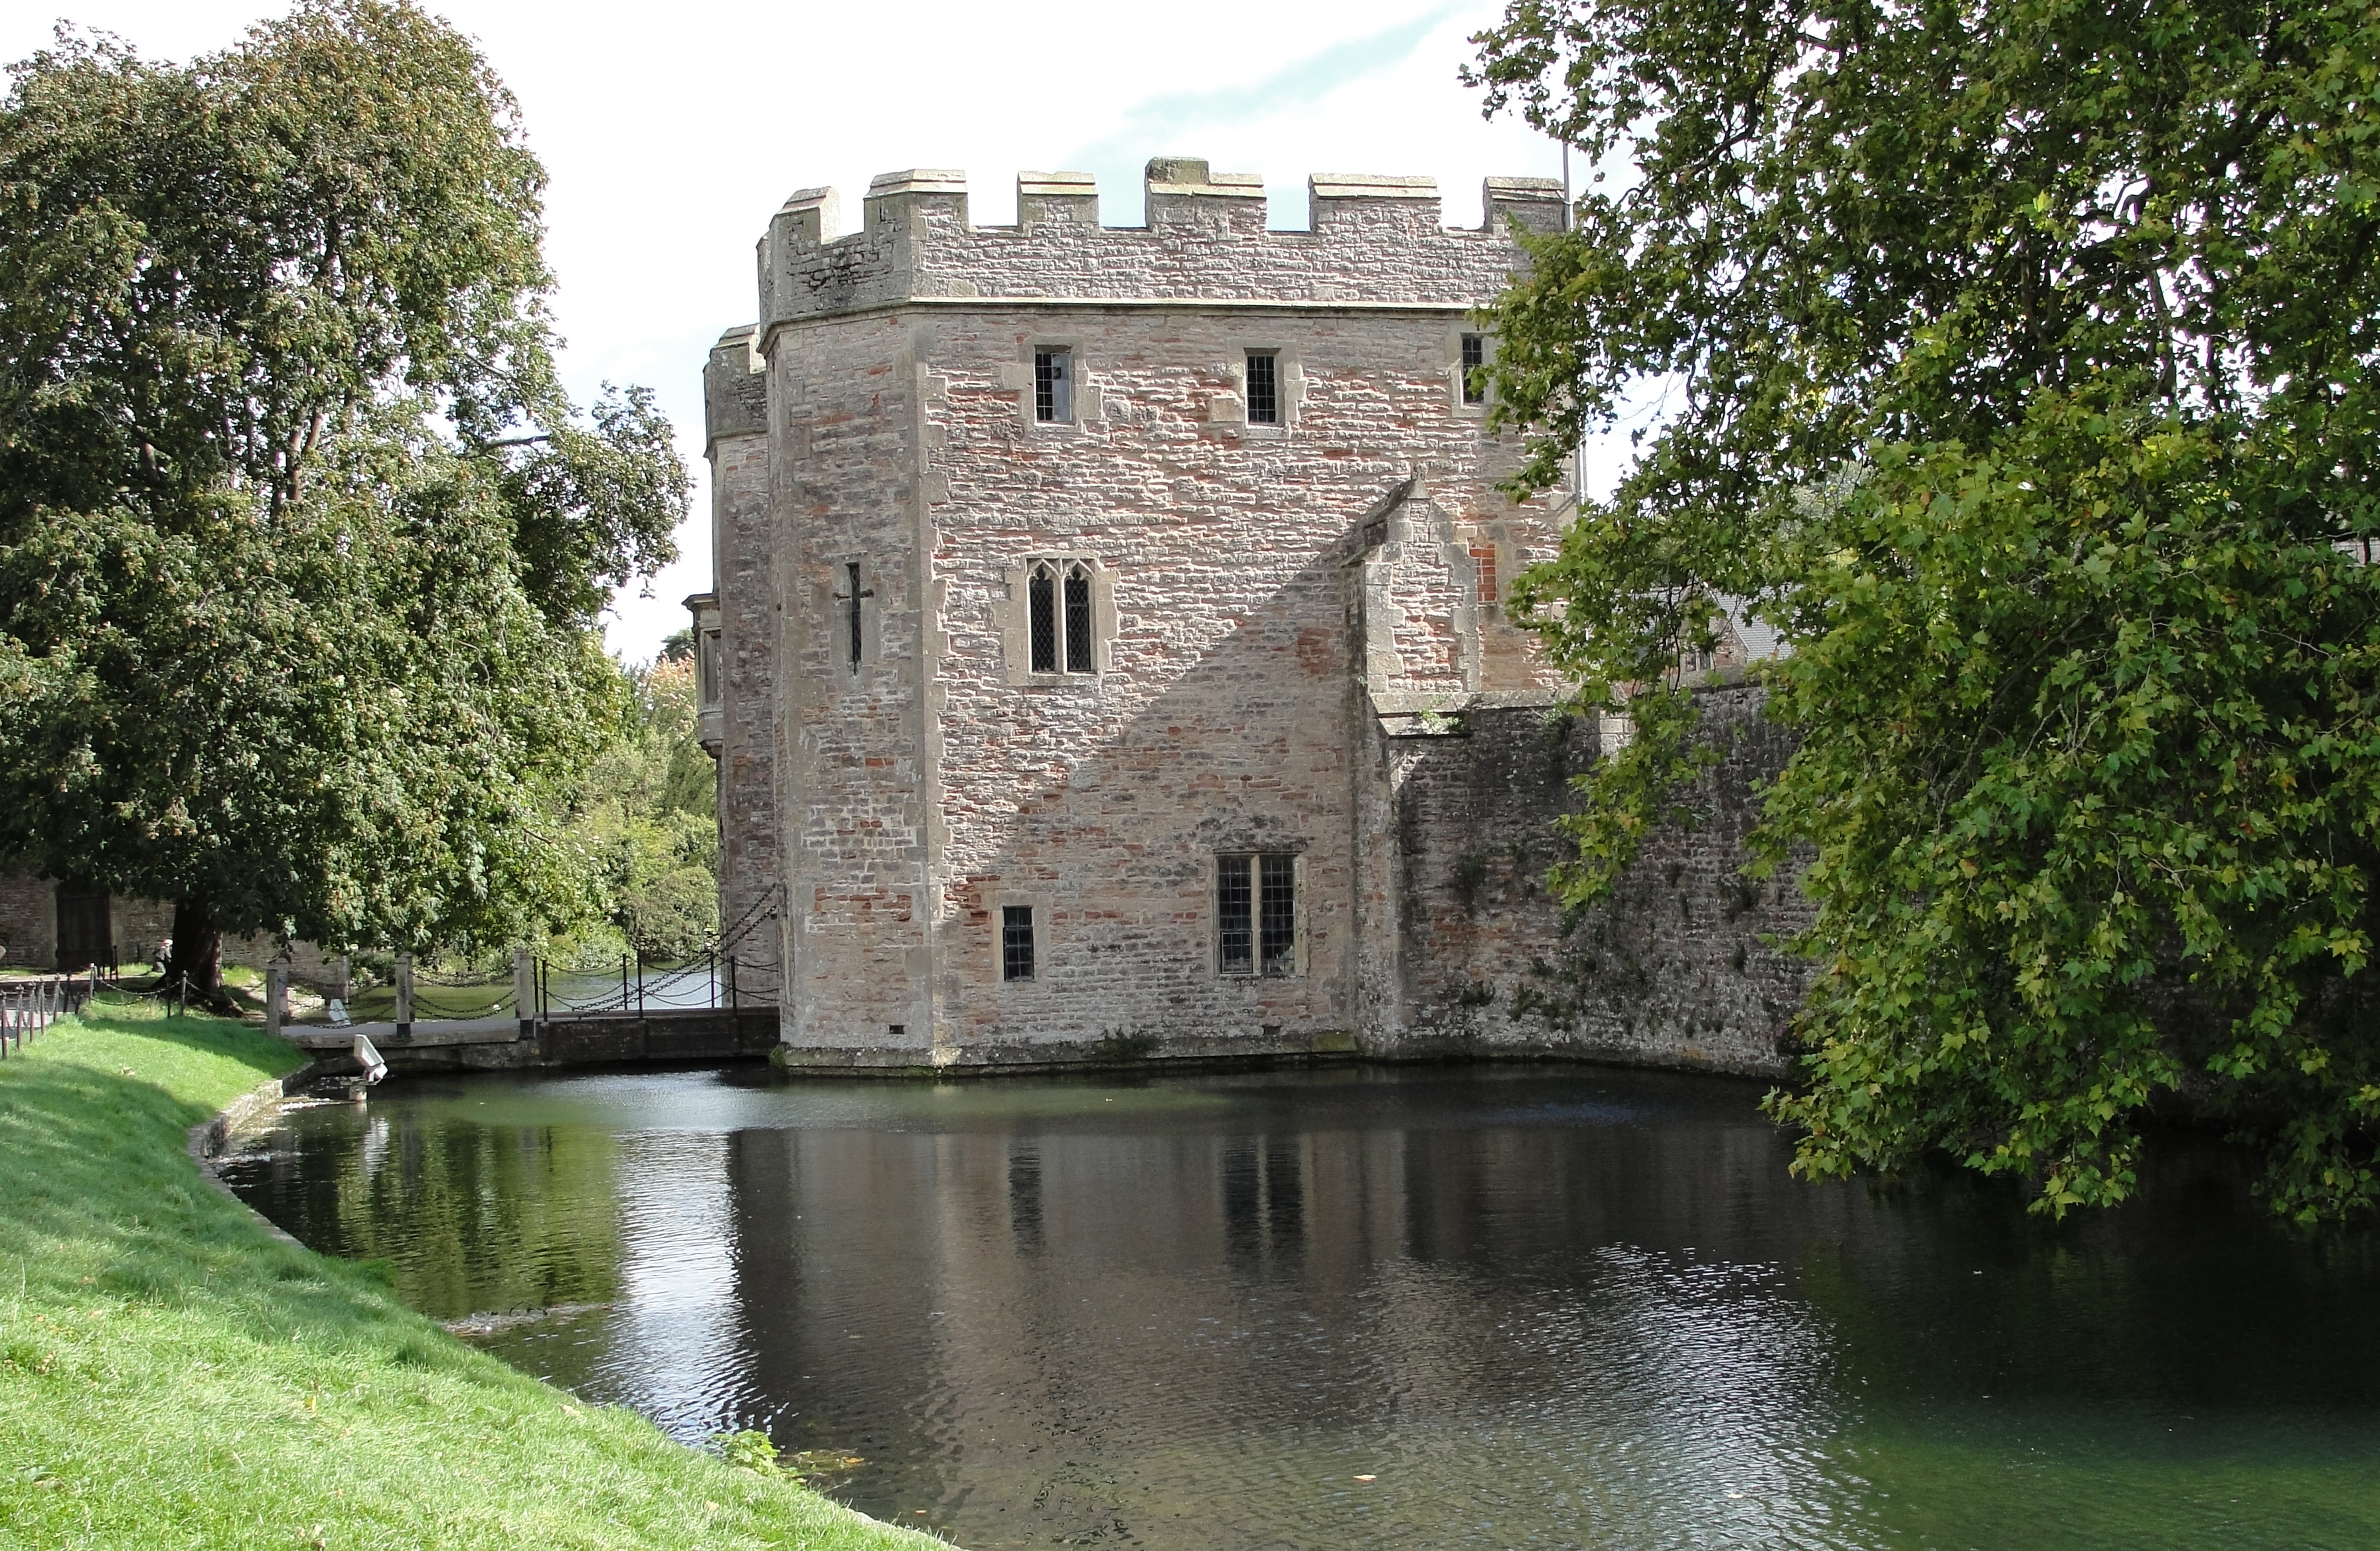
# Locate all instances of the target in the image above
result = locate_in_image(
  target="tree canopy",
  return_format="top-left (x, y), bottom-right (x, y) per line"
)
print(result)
top-left (1469, 0), bottom-right (2380, 1217)
top-left (0, 1), bottom-right (688, 994)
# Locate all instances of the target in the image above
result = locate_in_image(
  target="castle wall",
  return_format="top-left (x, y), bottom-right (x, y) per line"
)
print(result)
top-left (1534, 684), bottom-right (1812, 1072)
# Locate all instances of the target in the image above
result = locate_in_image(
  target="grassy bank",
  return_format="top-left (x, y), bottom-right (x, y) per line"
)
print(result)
top-left (0, 999), bottom-right (942, 1550)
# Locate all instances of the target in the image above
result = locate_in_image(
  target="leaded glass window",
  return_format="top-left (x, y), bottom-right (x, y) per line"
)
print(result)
top-left (1218, 853), bottom-right (1297, 976)
top-left (1245, 352), bottom-right (1279, 424)
top-left (1027, 558), bottom-right (1097, 676)
top-left (1034, 349), bottom-right (1071, 423)
top-left (1003, 905), bottom-right (1035, 981)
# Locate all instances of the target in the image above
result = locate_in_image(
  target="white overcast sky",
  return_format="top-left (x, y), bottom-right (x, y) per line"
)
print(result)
top-left (1, 0), bottom-right (1566, 662)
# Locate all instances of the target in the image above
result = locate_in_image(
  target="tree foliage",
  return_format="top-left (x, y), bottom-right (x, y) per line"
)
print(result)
top-left (0, 2), bottom-right (688, 994)
top-left (1469, 0), bottom-right (2380, 1217)
top-left (568, 654), bottom-right (718, 967)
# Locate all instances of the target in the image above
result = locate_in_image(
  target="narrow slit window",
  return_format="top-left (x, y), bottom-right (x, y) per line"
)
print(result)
top-left (1460, 333), bottom-right (1486, 405)
top-left (1245, 352), bottom-right (1279, 425)
top-left (1260, 854), bottom-right (1297, 974)
top-left (842, 561), bottom-right (867, 669)
top-left (1034, 349), bottom-right (1072, 423)
top-left (1217, 856), bottom-right (1253, 974)
top-left (1003, 905), bottom-right (1036, 981)
top-left (1064, 562), bottom-right (1093, 673)
top-left (1028, 561), bottom-right (1058, 673)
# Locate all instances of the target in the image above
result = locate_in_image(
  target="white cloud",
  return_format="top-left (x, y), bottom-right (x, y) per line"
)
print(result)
top-left (2, 0), bottom-right (1561, 662)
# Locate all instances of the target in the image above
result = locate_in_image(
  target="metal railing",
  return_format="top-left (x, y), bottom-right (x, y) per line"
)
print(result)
top-left (533, 894), bottom-right (781, 1019)
top-left (0, 971), bottom-right (96, 1056)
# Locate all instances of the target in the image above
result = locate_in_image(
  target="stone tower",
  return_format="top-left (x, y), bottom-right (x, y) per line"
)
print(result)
top-left (698, 157), bottom-right (1626, 1070)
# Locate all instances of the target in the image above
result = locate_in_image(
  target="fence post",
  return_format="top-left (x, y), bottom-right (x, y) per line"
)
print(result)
top-left (727, 954), bottom-right (738, 1013)
top-left (514, 946), bottom-right (535, 1033)
top-left (394, 952), bottom-right (414, 1031)
top-left (265, 962), bottom-right (287, 1039)
top-left (621, 954), bottom-right (630, 1013)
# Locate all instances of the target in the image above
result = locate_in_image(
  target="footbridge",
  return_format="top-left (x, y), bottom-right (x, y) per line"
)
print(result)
top-left (277, 903), bottom-right (781, 1080)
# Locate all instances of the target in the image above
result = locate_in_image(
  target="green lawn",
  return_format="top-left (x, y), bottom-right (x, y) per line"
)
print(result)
top-left (0, 998), bottom-right (944, 1550)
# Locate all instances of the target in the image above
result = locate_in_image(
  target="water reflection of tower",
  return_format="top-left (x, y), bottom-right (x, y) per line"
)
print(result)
top-left (1222, 1135), bottom-right (1306, 1268)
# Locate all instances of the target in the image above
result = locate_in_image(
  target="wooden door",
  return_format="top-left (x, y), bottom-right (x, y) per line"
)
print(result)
top-left (53, 885), bottom-right (110, 970)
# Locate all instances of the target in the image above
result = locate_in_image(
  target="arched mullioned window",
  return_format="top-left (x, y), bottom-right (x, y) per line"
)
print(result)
top-left (1028, 558), bottom-right (1095, 674)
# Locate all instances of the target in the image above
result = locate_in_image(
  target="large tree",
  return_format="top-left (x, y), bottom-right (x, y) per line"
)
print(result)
top-left (1468, 0), bottom-right (2380, 1217)
top-left (0, 2), bottom-right (686, 1001)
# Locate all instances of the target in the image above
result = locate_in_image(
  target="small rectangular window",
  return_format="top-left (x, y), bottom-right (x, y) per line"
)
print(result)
top-left (1218, 852), bottom-right (1297, 976)
top-left (1034, 349), bottom-right (1072, 423)
top-left (1460, 333), bottom-right (1486, 406)
top-left (1245, 352), bottom-right (1279, 425)
top-left (1002, 905), bottom-right (1035, 981)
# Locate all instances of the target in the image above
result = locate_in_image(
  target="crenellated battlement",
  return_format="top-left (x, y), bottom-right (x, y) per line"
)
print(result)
top-left (754, 157), bottom-right (1563, 333)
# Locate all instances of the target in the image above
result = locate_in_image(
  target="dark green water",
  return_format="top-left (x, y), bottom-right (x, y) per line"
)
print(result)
top-left (218, 1064), bottom-right (2380, 1550)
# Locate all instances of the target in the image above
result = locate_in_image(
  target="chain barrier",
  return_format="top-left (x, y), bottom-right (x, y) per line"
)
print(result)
top-left (0, 972), bottom-right (96, 1057)
top-left (535, 891), bottom-right (782, 1019)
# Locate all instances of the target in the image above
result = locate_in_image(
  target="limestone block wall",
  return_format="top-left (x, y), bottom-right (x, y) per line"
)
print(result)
top-left (1354, 682), bottom-right (1810, 1076)
top-left (112, 897), bottom-right (175, 964)
top-left (218, 932), bottom-right (345, 988)
top-left (1354, 701), bottom-right (1593, 1051)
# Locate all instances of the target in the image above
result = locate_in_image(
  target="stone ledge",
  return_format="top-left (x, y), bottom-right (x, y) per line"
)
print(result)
top-left (187, 1074), bottom-right (310, 1248)
top-left (765, 1026), bottom-right (1788, 1081)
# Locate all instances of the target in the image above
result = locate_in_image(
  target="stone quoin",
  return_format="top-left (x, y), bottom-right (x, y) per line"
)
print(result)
top-left (693, 157), bottom-right (1806, 1074)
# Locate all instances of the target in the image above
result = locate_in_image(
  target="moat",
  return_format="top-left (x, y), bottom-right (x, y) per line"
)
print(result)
top-left (219, 1063), bottom-right (2380, 1550)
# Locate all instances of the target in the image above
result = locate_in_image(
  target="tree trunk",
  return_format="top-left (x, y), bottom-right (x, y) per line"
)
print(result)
top-left (162, 896), bottom-right (230, 1011)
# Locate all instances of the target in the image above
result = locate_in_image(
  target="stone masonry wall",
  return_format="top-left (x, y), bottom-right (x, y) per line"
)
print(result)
top-left (0, 878), bottom-right (339, 986)
top-left (757, 165), bottom-right (1564, 328)
top-left (770, 308), bottom-right (938, 1048)
top-left (704, 327), bottom-right (784, 999)
top-left (908, 305), bottom-right (1559, 1057)
top-left (0, 875), bottom-right (54, 967)
top-left (1510, 682), bottom-right (1812, 1075)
